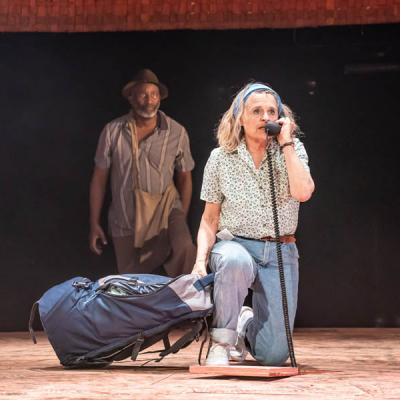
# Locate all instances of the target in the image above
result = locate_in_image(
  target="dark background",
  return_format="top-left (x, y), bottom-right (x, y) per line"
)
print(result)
top-left (1, 24), bottom-right (399, 330)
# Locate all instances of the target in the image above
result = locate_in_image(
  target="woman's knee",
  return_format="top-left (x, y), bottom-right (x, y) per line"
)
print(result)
top-left (251, 330), bottom-right (290, 366)
top-left (211, 241), bottom-right (254, 277)
top-left (254, 348), bottom-right (289, 366)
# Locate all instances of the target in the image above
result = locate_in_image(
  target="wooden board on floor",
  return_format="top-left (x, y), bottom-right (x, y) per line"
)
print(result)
top-left (189, 364), bottom-right (299, 377)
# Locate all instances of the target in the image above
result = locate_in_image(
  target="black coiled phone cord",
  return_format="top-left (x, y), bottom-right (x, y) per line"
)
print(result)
top-left (266, 148), bottom-right (297, 368)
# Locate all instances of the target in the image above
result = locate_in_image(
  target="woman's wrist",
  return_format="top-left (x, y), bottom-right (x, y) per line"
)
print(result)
top-left (280, 141), bottom-right (295, 151)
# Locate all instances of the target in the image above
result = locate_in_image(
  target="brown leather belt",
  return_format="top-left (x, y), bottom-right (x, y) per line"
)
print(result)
top-left (260, 235), bottom-right (296, 243)
top-left (236, 235), bottom-right (296, 243)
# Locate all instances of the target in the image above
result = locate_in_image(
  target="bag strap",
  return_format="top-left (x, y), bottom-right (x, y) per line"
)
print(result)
top-left (130, 334), bottom-right (144, 361)
top-left (197, 317), bottom-right (210, 365)
top-left (128, 120), bottom-right (140, 188)
top-left (28, 301), bottom-right (39, 344)
top-left (193, 273), bottom-right (214, 291)
top-left (157, 319), bottom-right (204, 360)
top-left (163, 336), bottom-right (171, 350)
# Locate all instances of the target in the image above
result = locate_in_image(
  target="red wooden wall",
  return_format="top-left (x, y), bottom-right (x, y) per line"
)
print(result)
top-left (0, 0), bottom-right (399, 32)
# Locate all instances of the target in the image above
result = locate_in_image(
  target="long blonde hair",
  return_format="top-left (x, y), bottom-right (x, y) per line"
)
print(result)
top-left (216, 83), bottom-right (282, 152)
top-left (215, 99), bottom-right (244, 153)
top-left (282, 103), bottom-right (300, 137)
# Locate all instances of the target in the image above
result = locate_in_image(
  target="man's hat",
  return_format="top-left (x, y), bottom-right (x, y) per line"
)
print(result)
top-left (122, 69), bottom-right (168, 100)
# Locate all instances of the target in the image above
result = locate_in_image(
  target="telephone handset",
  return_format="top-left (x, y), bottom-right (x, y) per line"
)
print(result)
top-left (265, 109), bottom-right (286, 136)
top-left (265, 121), bottom-right (282, 137)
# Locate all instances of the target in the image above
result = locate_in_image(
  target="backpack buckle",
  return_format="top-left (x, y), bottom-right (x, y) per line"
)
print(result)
top-left (72, 281), bottom-right (91, 289)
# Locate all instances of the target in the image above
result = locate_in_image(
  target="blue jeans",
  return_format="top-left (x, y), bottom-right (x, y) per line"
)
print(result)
top-left (209, 237), bottom-right (299, 366)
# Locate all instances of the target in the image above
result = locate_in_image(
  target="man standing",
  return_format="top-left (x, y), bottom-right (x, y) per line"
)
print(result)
top-left (89, 69), bottom-right (196, 276)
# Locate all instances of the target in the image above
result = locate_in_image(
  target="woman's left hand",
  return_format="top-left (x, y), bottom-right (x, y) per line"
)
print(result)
top-left (191, 260), bottom-right (208, 277)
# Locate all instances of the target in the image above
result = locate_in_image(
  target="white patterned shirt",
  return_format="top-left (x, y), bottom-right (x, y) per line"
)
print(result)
top-left (200, 138), bottom-right (310, 238)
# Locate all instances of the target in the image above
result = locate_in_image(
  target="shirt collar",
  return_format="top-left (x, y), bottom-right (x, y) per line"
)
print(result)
top-left (237, 139), bottom-right (258, 171)
top-left (236, 138), bottom-right (279, 170)
top-left (124, 110), bottom-right (169, 142)
top-left (157, 110), bottom-right (168, 133)
top-left (126, 110), bottom-right (167, 135)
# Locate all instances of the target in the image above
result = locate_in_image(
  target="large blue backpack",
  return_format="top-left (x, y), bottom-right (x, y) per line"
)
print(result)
top-left (29, 273), bottom-right (214, 368)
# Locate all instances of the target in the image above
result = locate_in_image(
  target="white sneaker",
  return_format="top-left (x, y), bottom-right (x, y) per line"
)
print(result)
top-left (229, 306), bottom-right (254, 362)
top-left (205, 342), bottom-right (229, 365)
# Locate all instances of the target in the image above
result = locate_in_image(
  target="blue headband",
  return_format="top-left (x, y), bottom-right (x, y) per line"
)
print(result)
top-left (233, 83), bottom-right (284, 118)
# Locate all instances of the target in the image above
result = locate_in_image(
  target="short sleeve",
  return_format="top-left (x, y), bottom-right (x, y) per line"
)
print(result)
top-left (175, 128), bottom-right (195, 172)
top-left (200, 149), bottom-right (224, 203)
top-left (94, 124), bottom-right (112, 169)
top-left (294, 138), bottom-right (310, 173)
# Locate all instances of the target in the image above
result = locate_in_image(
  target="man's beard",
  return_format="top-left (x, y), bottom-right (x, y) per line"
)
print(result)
top-left (133, 104), bottom-right (160, 119)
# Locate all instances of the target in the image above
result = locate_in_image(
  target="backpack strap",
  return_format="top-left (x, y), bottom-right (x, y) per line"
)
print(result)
top-left (28, 302), bottom-right (39, 344)
top-left (193, 273), bottom-right (214, 291)
top-left (130, 334), bottom-right (145, 361)
top-left (158, 319), bottom-right (204, 360)
top-left (163, 335), bottom-right (171, 350)
top-left (197, 317), bottom-right (210, 365)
